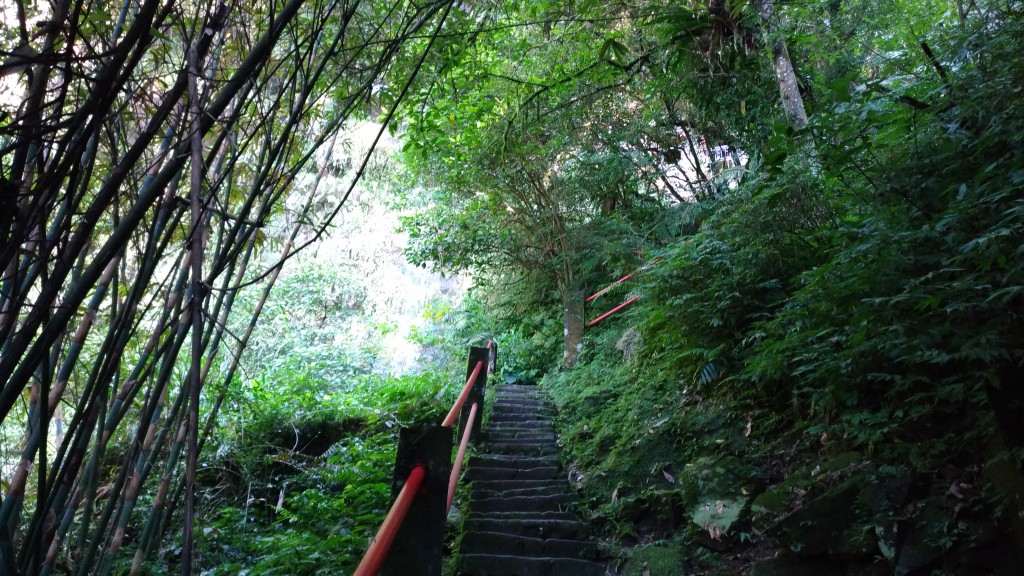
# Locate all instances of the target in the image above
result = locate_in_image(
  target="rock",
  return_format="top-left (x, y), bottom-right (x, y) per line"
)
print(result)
top-left (893, 500), bottom-right (948, 576)
top-left (622, 544), bottom-right (685, 576)
top-left (956, 533), bottom-right (1024, 575)
top-left (749, 556), bottom-right (843, 576)
top-left (679, 456), bottom-right (757, 550)
top-left (857, 466), bottom-right (912, 562)
top-left (690, 496), bottom-right (750, 551)
top-left (769, 475), bottom-right (876, 559)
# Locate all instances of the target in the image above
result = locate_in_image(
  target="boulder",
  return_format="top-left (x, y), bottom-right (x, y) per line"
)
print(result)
top-left (768, 475), bottom-right (877, 559)
top-left (622, 544), bottom-right (686, 576)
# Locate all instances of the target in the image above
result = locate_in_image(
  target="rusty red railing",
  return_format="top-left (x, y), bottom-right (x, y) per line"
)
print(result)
top-left (442, 360), bottom-right (483, 427)
top-left (584, 258), bottom-right (660, 328)
top-left (586, 295), bottom-right (640, 328)
top-left (447, 401), bottom-right (478, 512)
top-left (352, 465), bottom-right (426, 576)
top-left (353, 342), bottom-right (495, 576)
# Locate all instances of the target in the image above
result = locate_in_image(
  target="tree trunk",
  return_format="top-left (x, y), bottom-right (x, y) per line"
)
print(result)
top-left (562, 290), bottom-right (584, 368)
top-left (756, 0), bottom-right (809, 130)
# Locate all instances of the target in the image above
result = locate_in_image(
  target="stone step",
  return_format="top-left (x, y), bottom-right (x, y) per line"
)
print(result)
top-left (484, 442), bottom-right (559, 456)
top-left (469, 479), bottom-right (567, 492)
top-left (493, 398), bottom-right (548, 408)
top-left (494, 392), bottom-right (548, 400)
top-left (459, 531), bottom-right (598, 560)
top-left (489, 407), bottom-right (554, 417)
top-left (483, 430), bottom-right (557, 438)
top-left (470, 455), bottom-right (560, 469)
top-left (465, 466), bottom-right (559, 482)
top-left (486, 430), bottom-right (556, 439)
top-left (485, 412), bottom-right (552, 422)
top-left (471, 494), bottom-right (575, 514)
top-left (487, 420), bottom-right (554, 430)
top-left (469, 510), bottom-right (580, 522)
top-left (497, 389), bottom-right (552, 399)
top-left (473, 485), bottom-right (572, 499)
top-left (483, 428), bottom-right (557, 436)
top-left (462, 518), bottom-right (589, 541)
top-left (495, 383), bottom-right (544, 391)
top-left (489, 410), bottom-right (554, 420)
top-left (458, 553), bottom-right (604, 576)
top-left (486, 430), bottom-right (557, 439)
top-left (491, 399), bottom-right (552, 408)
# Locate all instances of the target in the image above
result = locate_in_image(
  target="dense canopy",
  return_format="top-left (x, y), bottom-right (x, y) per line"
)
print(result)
top-left (2, 0), bottom-right (1024, 574)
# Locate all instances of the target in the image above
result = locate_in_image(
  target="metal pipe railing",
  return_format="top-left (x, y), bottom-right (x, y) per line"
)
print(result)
top-left (353, 342), bottom-right (494, 575)
top-left (586, 271), bottom-right (636, 303)
top-left (586, 295), bottom-right (640, 328)
top-left (352, 464), bottom-right (427, 576)
top-left (585, 258), bottom-right (660, 303)
top-left (441, 360), bottom-right (483, 428)
top-left (447, 401), bottom-right (478, 512)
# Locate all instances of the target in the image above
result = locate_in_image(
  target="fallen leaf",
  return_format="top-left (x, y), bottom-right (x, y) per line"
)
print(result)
top-left (663, 469), bottom-right (675, 484)
top-left (948, 482), bottom-right (963, 499)
top-left (706, 523), bottom-right (723, 541)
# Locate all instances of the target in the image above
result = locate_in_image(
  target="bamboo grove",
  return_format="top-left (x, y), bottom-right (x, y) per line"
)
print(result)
top-left (0, 0), bottom-right (458, 573)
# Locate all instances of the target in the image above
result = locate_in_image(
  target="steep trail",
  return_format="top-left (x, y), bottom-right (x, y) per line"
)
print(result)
top-left (456, 384), bottom-right (605, 576)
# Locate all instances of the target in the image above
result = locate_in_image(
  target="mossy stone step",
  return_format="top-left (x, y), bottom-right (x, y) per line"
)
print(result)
top-left (471, 494), bottom-right (575, 514)
top-left (457, 553), bottom-right (604, 576)
top-left (470, 455), bottom-right (560, 469)
top-left (472, 485), bottom-right (571, 499)
top-left (487, 420), bottom-right (554, 430)
top-left (486, 429), bottom-right (556, 438)
top-left (465, 466), bottom-right (559, 482)
top-left (491, 399), bottom-right (553, 408)
top-left (455, 384), bottom-right (602, 574)
top-left (483, 442), bottom-right (560, 456)
top-left (483, 430), bottom-right (557, 438)
top-left (496, 385), bottom-right (543, 393)
top-left (469, 478), bottom-right (567, 492)
top-left (468, 510), bottom-right (580, 522)
top-left (459, 531), bottom-right (597, 560)
top-left (494, 392), bottom-right (548, 401)
top-left (462, 518), bottom-right (589, 540)
top-left (489, 412), bottom-right (555, 423)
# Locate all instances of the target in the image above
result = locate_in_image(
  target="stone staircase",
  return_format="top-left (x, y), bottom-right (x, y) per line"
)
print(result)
top-left (455, 384), bottom-right (605, 576)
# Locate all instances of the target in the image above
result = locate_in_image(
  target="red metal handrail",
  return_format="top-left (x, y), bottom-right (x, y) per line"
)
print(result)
top-left (354, 342), bottom-right (493, 575)
top-left (447, 401), bottom-right (478, 512)
top-left (352, 464), bottom-right (427, 576)
top-left (586, 272), bottom-right (635, 303)
top-left (586, 295), bottom-right (640, 328)
top-left (441, 360), bottom-right (483, 428)
top-left (585, 258), bottom-right (660, 303)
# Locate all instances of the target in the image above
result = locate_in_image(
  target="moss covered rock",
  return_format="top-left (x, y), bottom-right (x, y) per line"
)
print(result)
top-left (623, 544), bottom-right (686, 576)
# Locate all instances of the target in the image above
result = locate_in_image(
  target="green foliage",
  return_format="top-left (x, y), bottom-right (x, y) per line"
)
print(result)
top-left (464, 3), bottom-right (1024, 567)
top-left (199, 429), bottom-right (396, 575)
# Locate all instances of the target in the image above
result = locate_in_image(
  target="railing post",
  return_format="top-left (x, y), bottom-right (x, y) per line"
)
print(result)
top-left (380, 426), bottom-right (453, 576)
top-left (459, 347), bottom-right (490, 444)
top-left (487, 341), bottom-right (498, 376)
